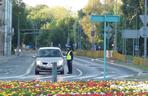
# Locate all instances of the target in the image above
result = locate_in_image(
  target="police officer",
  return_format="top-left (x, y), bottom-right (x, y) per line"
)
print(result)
top-left (66, 46), bottom-right (73, 74)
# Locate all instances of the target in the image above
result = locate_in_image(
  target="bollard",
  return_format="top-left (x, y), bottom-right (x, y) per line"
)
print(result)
top-left (52, 62), bottom-right (57, 82)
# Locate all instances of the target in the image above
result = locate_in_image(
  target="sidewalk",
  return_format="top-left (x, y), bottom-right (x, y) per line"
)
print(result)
top-left (0, 51), bottom-right (19, 62)
top-left (0, 55), bottom-right (17, 63)
top-left (0, 49), bottom-right (35, 63)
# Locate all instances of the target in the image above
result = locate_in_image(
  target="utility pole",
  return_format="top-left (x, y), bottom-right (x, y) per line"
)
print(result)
top-left (67, 7), bottom-right (71, 46)
top-left (104, 0), bottom-right (107, 79)
top-left (16, 0), bottom-right (21, 55)
top-left (144, 0), bottom-right (147, 65)
top-left (35, 22), bottom-right (38, 50)
top-left (17, 13), bottom-right (20, 50)
top-left (73, 20), bottom-right (77, 49)
top-left (67, 20), bottom-right (70, 45)
top-left (114, 0), bottom-right (118, 51)
top-left (91, 24), bottom-right (95, 50)
top-left (4, 0), bottom-right (12, 56)
top-left (78, 22), bottom-right (81, 49)
top-left (79, 25), bottom-right (82, 49)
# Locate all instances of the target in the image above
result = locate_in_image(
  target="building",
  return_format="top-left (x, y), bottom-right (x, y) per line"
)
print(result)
top-left (0, 0), bottom-right (12, 56)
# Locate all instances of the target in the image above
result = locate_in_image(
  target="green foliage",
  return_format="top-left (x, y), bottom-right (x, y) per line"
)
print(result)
top-left (12, 0), bottom-right (123, 51)
top-left (38, 31), bottom-right (51, 47)
top-left (25, 5), bottom-right (76, 48)
top-left (121, 0), bottom-right (145, 56)
top-left (12, 0), bottom-right (29, 48)
top-left (121, 0), bottom-right (143, 29)
top-left (79, 0), bottom-right (117, 49)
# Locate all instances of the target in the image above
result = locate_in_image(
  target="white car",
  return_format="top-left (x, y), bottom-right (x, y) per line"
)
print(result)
top-left (34, 47), bottom-right (65, 75)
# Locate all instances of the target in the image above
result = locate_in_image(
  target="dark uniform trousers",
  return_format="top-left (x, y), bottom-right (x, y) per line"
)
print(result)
top-left (67, 60), bottom-right (72, 73)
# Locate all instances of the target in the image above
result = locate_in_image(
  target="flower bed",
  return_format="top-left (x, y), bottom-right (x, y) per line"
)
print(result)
top-left (0, 80), bottom-right (148, 96)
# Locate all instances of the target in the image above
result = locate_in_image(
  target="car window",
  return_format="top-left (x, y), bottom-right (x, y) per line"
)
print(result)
top-left (38, 49), bottom-right (62, 57)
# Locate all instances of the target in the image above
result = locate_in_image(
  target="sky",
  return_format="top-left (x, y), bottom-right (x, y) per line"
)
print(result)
top-left (22, 0), bottom-right (89, 12)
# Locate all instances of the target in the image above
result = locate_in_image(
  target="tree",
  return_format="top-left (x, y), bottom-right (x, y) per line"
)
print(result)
top-left (26, 5), bottom-right (75, 48)
top-left (12, 0), bottom-right (29, 49)
top-left (79, 0), bottom-right (108, 49)
top-left (121, 0), bottom-right (144, 55)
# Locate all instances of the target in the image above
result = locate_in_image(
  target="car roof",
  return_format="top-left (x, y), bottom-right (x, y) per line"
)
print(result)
top-left (39, 47), bottom-right (61, 50)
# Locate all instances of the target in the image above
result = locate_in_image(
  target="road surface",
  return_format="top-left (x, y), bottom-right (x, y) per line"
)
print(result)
top-left (0, 50), bottom-right (138, 81)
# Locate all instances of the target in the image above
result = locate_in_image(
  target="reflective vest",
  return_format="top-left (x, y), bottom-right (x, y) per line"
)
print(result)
top-left (66, 51), bottom-right (72, 60)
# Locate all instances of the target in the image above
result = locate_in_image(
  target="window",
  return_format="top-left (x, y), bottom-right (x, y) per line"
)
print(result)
top-left (38, 49), bottom-right (62, 57)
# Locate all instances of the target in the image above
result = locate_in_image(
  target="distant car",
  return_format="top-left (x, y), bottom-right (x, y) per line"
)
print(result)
top-left (34, 47), bottom-right (65, 75)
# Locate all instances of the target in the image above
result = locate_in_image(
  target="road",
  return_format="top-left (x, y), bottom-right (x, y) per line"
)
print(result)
top-left (0, 50), bottom-right (138, 81)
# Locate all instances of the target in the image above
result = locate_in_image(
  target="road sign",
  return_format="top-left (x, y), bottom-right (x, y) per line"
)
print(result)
top-left (122, 29), bottom-right (140, 39)
top-left (139, 15), bottom-right (148, 25)
top-left (91, 15), bottom-right (120, 23)
top-left (90, 14), bottom-right (120, 80)
top-left (139, 27), bottom-right (148, 37)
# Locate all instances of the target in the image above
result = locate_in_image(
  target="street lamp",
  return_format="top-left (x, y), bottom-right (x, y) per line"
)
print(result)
top-left (144, 0), bottom-right (147, 65)
top-left (114, 0), bottom-right (118, 51)
top-left (91, 24), bottom-right (96, 50)
top-left (16, 0), bottom-right (21, 55)
top-left (66, 7), bottom-right (72, 46)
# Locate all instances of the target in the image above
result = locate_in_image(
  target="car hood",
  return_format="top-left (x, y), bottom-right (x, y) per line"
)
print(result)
top-left (36, 57), bottom-right (63, 63)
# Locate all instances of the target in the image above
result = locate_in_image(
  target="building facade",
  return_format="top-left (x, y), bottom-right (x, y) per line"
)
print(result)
top-left (0, 0), bottom-right (12, 56)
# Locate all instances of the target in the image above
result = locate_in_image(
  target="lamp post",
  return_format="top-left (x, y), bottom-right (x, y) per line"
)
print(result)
top-left (4, 0), bottom-right (13, 56)
top-left (35, 21), bottom-right (38, 50)
top-left (114, 0), bottom-right (117, 51)
top-left (144, 0), bottom-right (147, 65)
top-left (66, 7), bottom-right (72, 46)
top-left (78, 23), bottom-right (82, 50)
top-left (91, 24), bottom-right (95, 50)
top-left (16, 0), bottom-right (21, 55)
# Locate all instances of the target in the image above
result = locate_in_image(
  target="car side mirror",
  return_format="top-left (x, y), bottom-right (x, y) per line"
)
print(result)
top-left (62, 52), bottom-right (66, 56)
top-left (62, 52), bottom-right (66, 57)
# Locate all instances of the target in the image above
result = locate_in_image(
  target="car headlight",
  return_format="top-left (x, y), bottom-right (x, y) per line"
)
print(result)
top-left (36, 61), bottom-right (42, 66)
top-left (58, 59), bottom-right (64, 66)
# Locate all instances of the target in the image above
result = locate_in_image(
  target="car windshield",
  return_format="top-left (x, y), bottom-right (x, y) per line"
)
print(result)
top-left (38, 49), bottom-right (62, 57)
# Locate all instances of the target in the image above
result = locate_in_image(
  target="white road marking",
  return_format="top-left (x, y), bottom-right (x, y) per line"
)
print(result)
top-left (75, 67), bottom-right (83, 76)
top-left (22, 61), bottom-right (35, 76)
